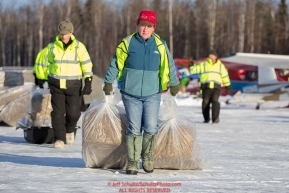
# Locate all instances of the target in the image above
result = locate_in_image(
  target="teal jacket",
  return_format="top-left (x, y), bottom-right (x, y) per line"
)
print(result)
top-left (104, 33), bottom-right (178, 97)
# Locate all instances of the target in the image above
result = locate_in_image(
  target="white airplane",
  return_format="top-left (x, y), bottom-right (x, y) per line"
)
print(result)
top-left (221, 53), bottom-right (289, 109)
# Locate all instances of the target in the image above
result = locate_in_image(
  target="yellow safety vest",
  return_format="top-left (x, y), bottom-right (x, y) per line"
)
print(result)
top-left (190, 58), bottom-right (230, 89)
top-left (33, 47), bottom-right (49, 80)
top-left (115, 32), bottom-right (170, 90)
top-left (47, 34), bottom-right (93, 89)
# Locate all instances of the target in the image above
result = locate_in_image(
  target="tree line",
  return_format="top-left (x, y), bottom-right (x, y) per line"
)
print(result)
top-left (0, 0), bottom-right (288, 78)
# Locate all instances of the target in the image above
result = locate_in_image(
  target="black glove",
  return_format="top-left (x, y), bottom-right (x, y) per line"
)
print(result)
top-left (103, 82), bottom-right (113, 95)
top-left (226, 86), bottom-right (231, 92)
top-left (38, 80), bottom-right (45, 89)
top-left (33, 72), bottom-right (38, 86)
top-left (33, 72), bottom-right (46, 89)
top-left (170, 85), bottom-right (180, 96)
top-left (82, 77), bottom-right (92, 95)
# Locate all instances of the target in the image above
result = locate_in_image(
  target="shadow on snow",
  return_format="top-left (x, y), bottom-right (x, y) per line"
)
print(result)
top-left (0, 153), bottom-right (85, 168)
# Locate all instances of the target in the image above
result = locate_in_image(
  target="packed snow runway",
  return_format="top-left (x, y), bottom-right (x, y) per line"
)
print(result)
top-left (0, 97), bottom-right (289, 193)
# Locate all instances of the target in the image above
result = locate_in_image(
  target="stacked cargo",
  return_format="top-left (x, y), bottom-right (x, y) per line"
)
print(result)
top-left (0, 71), bottom-right (35, 127)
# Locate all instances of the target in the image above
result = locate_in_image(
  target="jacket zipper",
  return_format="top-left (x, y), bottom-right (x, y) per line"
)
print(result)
top-left (141, 41), bottom-right (147, 97)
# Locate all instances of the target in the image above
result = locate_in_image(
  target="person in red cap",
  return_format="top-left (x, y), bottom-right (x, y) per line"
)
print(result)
top-left (103, 10), bottom-right (179, 175)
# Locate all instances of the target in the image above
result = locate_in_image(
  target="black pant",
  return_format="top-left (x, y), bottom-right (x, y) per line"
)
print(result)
top-left (202, 88), bottom-right (221, 122)
top-left (49, 84), bottom-right (82, 142)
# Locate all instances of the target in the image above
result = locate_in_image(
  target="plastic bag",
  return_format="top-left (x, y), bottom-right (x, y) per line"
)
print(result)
top-left (0, 93), bottom-right (31, 127)
top-left (27, 89), bottom-right (52, 127)
top-left (16, 115), bottom-right (33, 130)
top-left (16, 89), bottom-right (52, 129)
top-left (82, 88), bottom-right (128, 169)
top-left (154, 92), bottom-right (206, 170)
top-left (0, 85), bottom-right (34, 111)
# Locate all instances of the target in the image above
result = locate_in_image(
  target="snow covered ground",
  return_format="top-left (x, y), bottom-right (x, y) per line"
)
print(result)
top-left (0, 96), bottom-right (289, 193)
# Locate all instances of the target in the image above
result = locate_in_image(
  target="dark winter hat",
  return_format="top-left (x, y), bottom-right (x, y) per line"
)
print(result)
top-left (209, 49), bottom-right (218, 57)
top-left (187, 56), bottom-right (193, 61)
top-left (188, 57), bottom-right (194, 67)
top-left (58, 21), bottom-right (74, 35)
top-left (136, 10), bottom-right (157, 28)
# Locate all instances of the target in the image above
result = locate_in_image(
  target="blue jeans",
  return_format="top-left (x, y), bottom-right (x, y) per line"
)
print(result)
top-left (121, 93), bottom-right (161, 136)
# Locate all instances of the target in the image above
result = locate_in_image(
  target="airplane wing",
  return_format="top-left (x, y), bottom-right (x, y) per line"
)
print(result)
top-left (221, 52), bottom-right (289, 69)
top-left (221, 52), bottom-right (289, 85)
top-left (221, 52), bottom-right (289, 107)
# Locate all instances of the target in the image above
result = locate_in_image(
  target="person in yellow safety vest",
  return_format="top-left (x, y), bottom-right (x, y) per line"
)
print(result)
top-left (33, 47), bottom-right (49, 88)
top-left (190, 49), bottom-right (231, 124)
top-left (45, 21), bottom-right (93, 149)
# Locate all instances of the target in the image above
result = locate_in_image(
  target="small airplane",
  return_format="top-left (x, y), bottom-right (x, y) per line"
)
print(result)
top-left (221, 52), bottom-right (289, 109)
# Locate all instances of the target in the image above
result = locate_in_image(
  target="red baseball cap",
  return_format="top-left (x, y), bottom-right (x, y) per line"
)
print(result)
top-left (136, 10), bottom-right (157, 28)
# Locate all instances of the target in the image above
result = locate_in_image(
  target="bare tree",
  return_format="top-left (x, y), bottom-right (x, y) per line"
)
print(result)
top-left (126, 1), bottom-right (132, 35)
top-left (0, 9), bottom-right (8, 66)
top-left (65, 0), bottom-right (72, 21)
top-left (145, 0), bottom-right (151, 9)
top-left (229, 0), bottom-right (236, 53)
top-left (246, 0), bottom-right (257, 53)
top-left (1, 0), bottom-right (289, 70)
top-left (194, 0), bottom-right (209, 58)
top-left (275, 0), bottom-right (288, 54)
top-left (38, 0), bottom-right (44, 51)
top-left (169, 0), bottom-right (173, 57)
top-left (238, 0), bottom-right (246, 52)
top-left (208, 0), bottom-right (217, 50)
